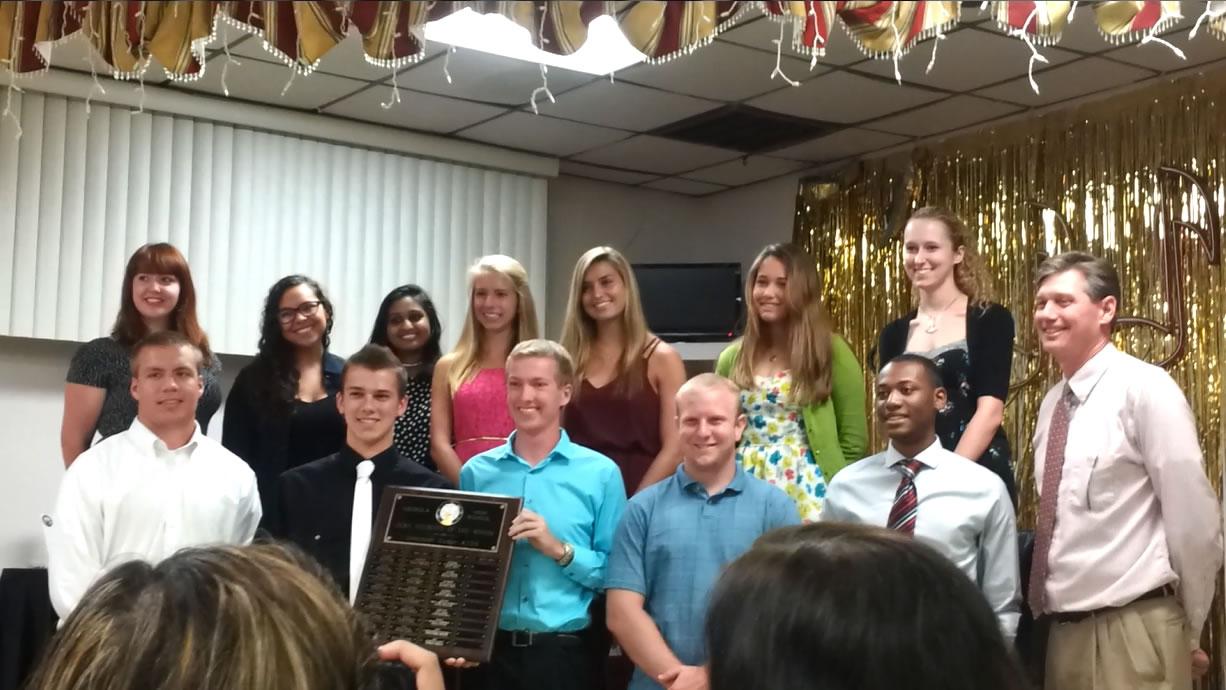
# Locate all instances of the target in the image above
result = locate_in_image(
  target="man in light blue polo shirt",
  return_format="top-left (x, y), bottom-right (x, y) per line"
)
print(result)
top-left (606, 373), bottom-right (799, 690)
top-left (460, 339), bottom-right (626, 690)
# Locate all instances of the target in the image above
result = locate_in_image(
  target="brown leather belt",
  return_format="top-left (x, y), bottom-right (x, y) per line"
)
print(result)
top-left (1049, 585), bottom-right (1176, 625)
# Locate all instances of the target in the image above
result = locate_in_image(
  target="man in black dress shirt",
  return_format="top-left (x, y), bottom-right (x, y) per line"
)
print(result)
top-left (275, 344), bottom-right (451, 598)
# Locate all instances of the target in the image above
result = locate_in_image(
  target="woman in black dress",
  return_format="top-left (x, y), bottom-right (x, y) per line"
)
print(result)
top-left (368, 284), bottom-right (442, 471)
top-left (877, 207), bottom-right (1017, 503)
top-left (223, 275), bottom-right (346, 523)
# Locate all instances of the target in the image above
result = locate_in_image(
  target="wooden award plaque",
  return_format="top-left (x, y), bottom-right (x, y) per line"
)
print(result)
top-left (355, 486), bottom-right (521, 663)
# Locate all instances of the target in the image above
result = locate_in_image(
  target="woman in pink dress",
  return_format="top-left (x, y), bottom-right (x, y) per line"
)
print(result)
top-left (430, 255), bottom-right (540, 485)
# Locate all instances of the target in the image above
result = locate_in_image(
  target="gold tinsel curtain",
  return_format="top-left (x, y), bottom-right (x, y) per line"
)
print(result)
top-left (795, 70), bottom-right (1225, 687)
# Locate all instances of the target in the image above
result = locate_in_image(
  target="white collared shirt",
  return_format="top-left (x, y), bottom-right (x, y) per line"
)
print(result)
top-left (822, 438), bottom-right (1021, 640)
top-left (1033, 343), bottom-right (1223, 645)
top-left (46, 418), bottom-right (262, 619)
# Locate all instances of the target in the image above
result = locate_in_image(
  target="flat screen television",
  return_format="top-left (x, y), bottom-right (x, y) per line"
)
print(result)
top-left (633, 262), bottom-right (743, 342)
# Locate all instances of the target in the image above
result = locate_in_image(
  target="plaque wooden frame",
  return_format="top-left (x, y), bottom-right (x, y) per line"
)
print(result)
top-left (355, 486), bottom-right (521, 663)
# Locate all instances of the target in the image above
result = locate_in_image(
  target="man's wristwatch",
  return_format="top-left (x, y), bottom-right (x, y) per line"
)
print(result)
top-left (555, 542), bottom-right (575, 567)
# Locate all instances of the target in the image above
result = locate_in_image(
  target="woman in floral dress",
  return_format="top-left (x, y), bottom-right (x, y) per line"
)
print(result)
top-left (716, 244), bottom-right (867, 521)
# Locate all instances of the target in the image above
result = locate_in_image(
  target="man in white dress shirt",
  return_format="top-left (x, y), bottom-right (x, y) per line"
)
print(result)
top-left (822, 354), bottom-right (1020, 641)
top-left (1030, 252), bottom-right (1222, 689)
top-left (46, 331), bottom-right (261, 619)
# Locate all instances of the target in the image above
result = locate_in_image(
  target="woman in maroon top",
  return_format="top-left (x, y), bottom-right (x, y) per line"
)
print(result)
top-left (561, 246), bottom-right (687, 690)
top-left (561, 246), bottom-right (686, 495)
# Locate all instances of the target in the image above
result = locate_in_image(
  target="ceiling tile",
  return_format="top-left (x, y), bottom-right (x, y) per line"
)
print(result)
top-left (322, 86), bottom-right (507, 133)
top-left (559, 161), bottom-right (660, 185)
top-left (1053, 10), bottom-right (1135, 53)
top-left (307, 36), bottom-right (420, 82)
top-left (458, 112), bottom-right (630, 156)
top-left (748, 70), bottom-right (944, 123)
top-left (45, 33), bottom-right (172, 81)
top-left (1102, 30), bottom-right (1226, 73)
top-left (685, 156), bottom-right (809, 186)
top-left (718, 16), bottom-right (868, 66)
top-left (643, 177), bottom-right (729, 196)
top-left (571, 135), bottom-right (741, 174)
top-left (228, 34), bottom-right (442, 81)
top-left (619, 41), bottom-right (825, 102)
top-left (849, 28), bottom-right (1081, 91)
top-left (974, 56), bottom-right (1155, 106)
top-left (771, 128), bottom-right (909, 163)
top-left (869, 95), bottom-right (1022, 137)
top-left (529, 80), bottom-right (719, 131)
top-left (174, 56), bottom-right (367, 110)
top-left (391, 47), bottom-right (593, 106)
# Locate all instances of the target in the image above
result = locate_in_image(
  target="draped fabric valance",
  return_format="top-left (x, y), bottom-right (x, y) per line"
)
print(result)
top-left (0, 1), bottom-right (1222, 80)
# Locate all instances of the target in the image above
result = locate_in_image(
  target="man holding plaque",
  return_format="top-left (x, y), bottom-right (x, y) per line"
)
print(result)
top-left (461, 339), bottom-right (627, 690)
top-left (275, 344), bottom-right (451, 601)
top-left (605, 374), bottom-right (799, 690)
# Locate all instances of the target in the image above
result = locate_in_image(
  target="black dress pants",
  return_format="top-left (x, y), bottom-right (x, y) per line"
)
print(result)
top-left (467, 631), bottom-right (589, 690)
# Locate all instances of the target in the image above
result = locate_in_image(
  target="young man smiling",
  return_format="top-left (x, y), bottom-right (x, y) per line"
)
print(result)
top-left (46, 331), bottom-right (261, 619)
top-left (821, 354), bottom-right (1020, 641)
top-left (275, 344), bottom-right (450, 602)
top-left (605, 374), bottom-right (798, 690)
top-left (460, 339), bottom-right (626, 690)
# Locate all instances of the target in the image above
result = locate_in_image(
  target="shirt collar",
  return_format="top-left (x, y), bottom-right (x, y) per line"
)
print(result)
top-left (498, 429), bottom-right (575, 467)
top-left (883, 437), bottom-right (945, 470)
top-left (1062, 342), bottom-right (1117, 404)
top-left (677, 461), bottom-right (747, 496)
top-left (128, 417), bottom-right (203, 455)
top-left (339, 443), bottom-right (399, 478)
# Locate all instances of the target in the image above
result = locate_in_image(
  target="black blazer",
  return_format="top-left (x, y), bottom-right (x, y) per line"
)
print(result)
top-left (274, 444), bottom-right (452, 594)
top-left (275, 448), bottom-right (453, 593)
top-left (223, 352), bottom-right (346, 525)
top-left (877, 302), bottom-right (1015, 403)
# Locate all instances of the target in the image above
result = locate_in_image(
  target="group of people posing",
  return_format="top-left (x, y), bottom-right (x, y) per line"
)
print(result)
top-left (42, 205), bottom-right (1223, 690)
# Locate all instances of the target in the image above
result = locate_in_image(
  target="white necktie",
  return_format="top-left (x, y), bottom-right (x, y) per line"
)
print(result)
top-left (349, 459), bottom-right (375, 604)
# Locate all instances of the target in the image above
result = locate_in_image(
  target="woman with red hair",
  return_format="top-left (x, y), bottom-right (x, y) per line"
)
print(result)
top-left (60, 243), bottom-right (221, 466)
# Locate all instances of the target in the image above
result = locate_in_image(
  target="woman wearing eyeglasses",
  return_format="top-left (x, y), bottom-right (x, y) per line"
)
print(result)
top-left (223, 275), bottom-right (346, 525)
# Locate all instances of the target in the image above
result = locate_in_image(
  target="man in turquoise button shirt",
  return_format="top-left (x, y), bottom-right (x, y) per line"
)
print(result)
top-left (460, 339), bottom-right (627, 690)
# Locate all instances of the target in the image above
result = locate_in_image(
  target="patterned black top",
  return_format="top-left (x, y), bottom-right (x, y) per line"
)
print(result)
top-left (877, 302), bottom-right (1017, 505)
top-left (392, 373), bottom-right (435, 471)
top-left (66, 336), bottom-right (224, 441)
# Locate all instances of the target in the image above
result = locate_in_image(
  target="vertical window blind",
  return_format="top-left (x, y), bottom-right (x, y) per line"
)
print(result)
top-left (0, 90), bottom-right (547, 356)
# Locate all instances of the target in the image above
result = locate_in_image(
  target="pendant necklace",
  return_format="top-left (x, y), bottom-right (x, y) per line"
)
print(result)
top-left (921, 294), bottom-right (962, 334)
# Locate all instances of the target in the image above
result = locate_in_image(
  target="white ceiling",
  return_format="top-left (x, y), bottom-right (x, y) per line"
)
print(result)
top-left (42, 6), bottom-right (1226, 197)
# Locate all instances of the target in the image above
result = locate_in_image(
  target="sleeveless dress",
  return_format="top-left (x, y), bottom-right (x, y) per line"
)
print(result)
top-left (565, 339), bottom-right (663, 496)
top-left (738, 371), bottom-right (826, 521)
top-left (451, 368), bottom-right (515, 463)
top-left (917, 339), bottom-right (1017, 503)
top-left (393, 374), bottom-right (435, 470)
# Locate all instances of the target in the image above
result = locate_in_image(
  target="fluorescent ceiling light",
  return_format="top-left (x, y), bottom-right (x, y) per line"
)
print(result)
top-left (422, 9), bottom-right (647, 76)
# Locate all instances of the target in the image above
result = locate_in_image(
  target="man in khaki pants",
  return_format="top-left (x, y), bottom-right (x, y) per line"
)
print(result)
top-left (1030, 252), bottom-right (1223, 689)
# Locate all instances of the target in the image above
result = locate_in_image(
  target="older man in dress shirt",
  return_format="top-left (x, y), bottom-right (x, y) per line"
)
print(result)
top-left (821, 354), bottom-right (1020, 641)
top-left (46, 331), bottom-right (261, 619)
top-left (1029, 252), bottom-right (1222, 690)
top-left (460, 339), bottom-right (627, 690)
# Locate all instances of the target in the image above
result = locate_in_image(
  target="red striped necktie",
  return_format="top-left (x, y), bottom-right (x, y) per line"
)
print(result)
top-left (887, 458), bottom-right (927, 534)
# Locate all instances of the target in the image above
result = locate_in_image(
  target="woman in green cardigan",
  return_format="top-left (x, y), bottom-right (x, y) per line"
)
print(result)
top-left (716, 243), bottom-right (867, 520)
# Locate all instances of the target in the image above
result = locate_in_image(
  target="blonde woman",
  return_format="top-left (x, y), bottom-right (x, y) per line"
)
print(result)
top-left (561, 247), bottom-right (687, 496)
top-left (716, 243), bottom-right (867, 521)
top-left (430, 255), bottom-right (540, 485)
top-left (877, 207), bottom-right (1016, 503)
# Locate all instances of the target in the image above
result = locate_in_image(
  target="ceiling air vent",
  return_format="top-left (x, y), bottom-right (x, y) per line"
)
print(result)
top-left (649, 104), bottom-right (842, 154)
